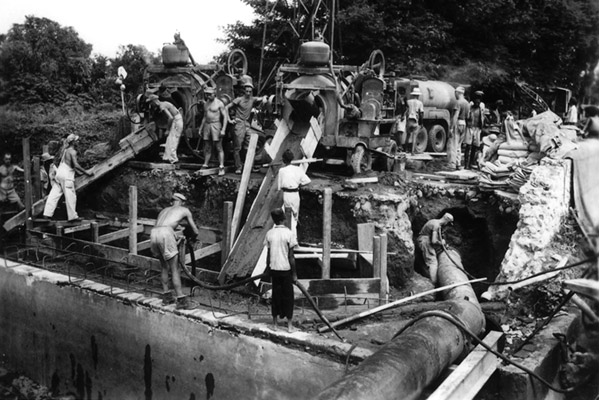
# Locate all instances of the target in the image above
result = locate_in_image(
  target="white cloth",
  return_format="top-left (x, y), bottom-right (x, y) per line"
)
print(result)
top-left (566, 105), bottom-right (578, 124)
top-left (406, 98), bottom-right (424, 121)
top-left (43, 161), bottom-right (78, 220)
top-left (162, 113), bottom-right (184, 163)
top-left (264, 225), bottom-right (297, 271)
top-left (278, 164), bottom-right (311, 234)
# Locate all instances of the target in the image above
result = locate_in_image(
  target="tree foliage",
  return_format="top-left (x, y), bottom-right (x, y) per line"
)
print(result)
top-left (222, 0), bottom-right (599, 102)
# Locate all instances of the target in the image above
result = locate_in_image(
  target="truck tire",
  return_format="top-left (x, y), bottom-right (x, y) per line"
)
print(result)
top-left (427, 125), bottom-right (447, 153)
top-left (351, 144), bottom-right (371, 174)
top-left (413, 126), bottom-right (428, 154)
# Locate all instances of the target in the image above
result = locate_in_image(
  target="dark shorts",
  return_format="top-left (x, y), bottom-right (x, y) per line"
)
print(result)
top-left (271, 270), bottom-right (294, 320)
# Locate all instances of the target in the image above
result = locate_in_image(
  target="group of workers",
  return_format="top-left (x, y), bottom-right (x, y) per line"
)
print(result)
top-left (146, 81), bottom-right (266, 175)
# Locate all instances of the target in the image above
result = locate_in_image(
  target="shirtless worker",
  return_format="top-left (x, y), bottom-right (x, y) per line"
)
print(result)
top-left (43, 135), bottom-right (93, 221)
top-left (146, 94), bottom-right (184, 164)
top-left (278, 149), bottom-right (311, 237)
top-left (0, 152), bottom-right (25, 210)
top-left (264, 208), bottom-right (298, 332)
top-left (448, 86), bottom-right (470, 170)
top-left (198, 87), bottom-right (227, 176)
top-left (416, 213), bottom-right (453, 285)
top-left (151, 193), bottom-right (200, 309)
top-left (226, 82), bottom-right (266, 174)
top-left (405, 87), bottom-right (424, 152)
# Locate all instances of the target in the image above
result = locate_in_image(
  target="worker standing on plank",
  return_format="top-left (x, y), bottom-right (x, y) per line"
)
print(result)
top-left (43, 135), bottom-right (93, 221)
top-left (417, 213), bottom-right (454, 285)
top-left (198, 87), bottom-right (227, 176)
top-left (278, 149), bottom-right (311, 237)
top-left (150, 193), bottom-right (200, 310)
top-left (146, 94), bottom-right (184, 164)
top-left (264, 208), bottom-right (298, 332)
top-left (226, 82), bottom-right (266, 174)
top-left (0, 152), bottom-right (25, 210)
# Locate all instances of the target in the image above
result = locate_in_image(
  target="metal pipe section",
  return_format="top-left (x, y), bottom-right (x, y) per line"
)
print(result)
top-left (315, 249), bottom-right (485, 400)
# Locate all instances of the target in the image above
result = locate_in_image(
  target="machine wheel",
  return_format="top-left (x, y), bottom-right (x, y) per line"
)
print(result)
top-left (227, 49), bottom-right (248, 76)
top-left (368, 50), bottom-right (386, 79)
top-left (413, 126), bottom-right (428, 154)
top-left (427, 125), bottom-right (447, 153)
top-left (350, 144), bottom-right (372, 174)
top-left (381, 140), bottom-right (398, 171)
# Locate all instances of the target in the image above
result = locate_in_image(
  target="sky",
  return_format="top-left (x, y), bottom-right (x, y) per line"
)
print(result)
top-left (0, 0), bottom-right (256, 62)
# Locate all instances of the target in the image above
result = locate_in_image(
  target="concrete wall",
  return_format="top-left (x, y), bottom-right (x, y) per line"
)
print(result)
top-left (0, 260), bottom-right (347, 400)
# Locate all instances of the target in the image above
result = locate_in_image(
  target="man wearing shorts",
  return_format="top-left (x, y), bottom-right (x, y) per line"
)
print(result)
top-left (199, 87), bottom-right (227, 175)
top-left (151, 193), bottom-right (200, 309)
top-left (465, 93), bottom-right (485, 169)
top-left (0, 153), bottom-right (24, 210)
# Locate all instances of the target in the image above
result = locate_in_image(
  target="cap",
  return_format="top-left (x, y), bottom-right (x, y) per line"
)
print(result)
top-left (455, 86), bottom-right (465, 94)
top-left (172, 193), bottom-right (187, 202)
top-left (66, 134), bottom-right (80, 143)
top-left (204, 86), bottom-right (215, 94)
top-left (146, 94), bottom-right (159, 103)
top-left (482, 133), bottom-right (498, 147)
top-left (41, 152), bottom-right (54, 162)
top-left (443, 213), bottom-right (454, 222)
top-left (410, 87), bottom-right (422, 96)
top-left (474, 90), bottom-right (484, 97)
top-left (243, 82), bottom-right (254, 89)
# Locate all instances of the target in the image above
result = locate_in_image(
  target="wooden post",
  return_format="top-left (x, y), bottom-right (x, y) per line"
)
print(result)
top-left (221, 201), bottom-right (233, 266)
top-left (128, 186), bottom-right (137, 255)
top-left (32, 155), bottom-right (41, 202)
top-left (22, 138), bottom-right (33, 233)
top-left (322, 188), bottom-right (332, 279)
top-left (91, 221), bottom-right (99, 243)
top-left (373, 235), bottom-right (381, 278)
top-left (380, 233), bottom-right (389, 303)
top-left (230, 133), bottom-right (259, 241)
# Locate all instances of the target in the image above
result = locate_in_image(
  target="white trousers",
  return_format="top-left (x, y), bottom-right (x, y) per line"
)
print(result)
top-left (43, 164), bottom-right (78, 220)
top-left (162, 114), bottom-right (184, 163)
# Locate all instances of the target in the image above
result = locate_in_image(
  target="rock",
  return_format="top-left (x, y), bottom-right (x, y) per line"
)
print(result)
top-left (361, 201), bottom-right (372, 213)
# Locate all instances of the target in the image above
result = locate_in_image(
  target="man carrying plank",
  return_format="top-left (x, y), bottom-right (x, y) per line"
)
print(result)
top-left (151, 193), bottom-right (200, 309)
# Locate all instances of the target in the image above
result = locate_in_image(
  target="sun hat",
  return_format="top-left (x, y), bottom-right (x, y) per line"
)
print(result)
top-left (410, 87), bottom-right (422, 96)
top-left (66, 134), bottom-right (79, 143)
top-left (455, 86), bottom-right (465, 94)
top-left (172, 193), bottom-right (187, 202)
top-left (41, 152), bottom-right (54, 162)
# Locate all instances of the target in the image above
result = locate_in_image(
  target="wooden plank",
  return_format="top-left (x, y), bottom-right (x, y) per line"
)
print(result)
top-left (413, 173), bottom-right (446, 182)
top-left (294, 253), bottom-right (352, 259)
top-left (564, 279), bottom-right (599, 301)
top-left (229, 133), bottom-right (259, 245)
top-left (380, 233), bottom-right (388, 301)
top-left (127, 161), bottom-right (176, 170)
top-left (358, 223), bottom-right (375, 277)
top-left (98, 225), bottom-right (143, 244)
top-left (22, 138), bottom-right (33, 232)
top-left (346, 177), bottom-right (379, 184)
top-left (184, 242), bottom-right (223, 264)
top-left (137, 239), bottom-right (152, 252)
top-left (3, 127), bottom-right (156, 232)
top-left (265, 118), bottom-right (290, 160)
top-left (128, 186), bottom-right (137, 255)
top-left (63, 223), bottom-right (92, 235)
top-left (91, 222), bottom-right (99, 243)
top-left (322, 188), bottom-right (332, 279)
top-left (32, 155), bottom-right (41, 202)
top-left (428, 331), bottom-right (503, 400)
top-left (221, 201), bottom-right (233, 266)
top-left (298, 278), bottom-right (380, 295)
top-left (194, 166), bottom-right (235, 176)
top-left (220, 117), bottom-right (320, 280)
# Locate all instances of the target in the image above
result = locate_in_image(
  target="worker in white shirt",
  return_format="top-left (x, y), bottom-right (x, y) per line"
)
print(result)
top-left (277, 149), bottom-right (311, 236)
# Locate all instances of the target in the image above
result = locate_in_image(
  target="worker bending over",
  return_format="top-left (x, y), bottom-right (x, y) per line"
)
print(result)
top-left (151, 193), bottom-right (200, 310)
top-left (264, 208), bottom-right (298, 332)
top-left (417, 213), bottom-right (454, 285)
top-left (147, 94), bottom-right (184, 164)
top-left (277, 149), bottom-right (311, 236)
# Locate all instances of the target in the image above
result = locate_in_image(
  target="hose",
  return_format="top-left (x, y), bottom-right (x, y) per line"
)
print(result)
top-left (183, 240), bottom-right (345, 341)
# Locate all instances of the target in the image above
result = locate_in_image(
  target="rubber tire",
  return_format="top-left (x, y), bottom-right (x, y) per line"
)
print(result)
top-left (351, 144), bottom-right (371, 174)
top-left (427, 125), bottom-right (447, 153)
top-left (413, 126), bottom-right (428, 154)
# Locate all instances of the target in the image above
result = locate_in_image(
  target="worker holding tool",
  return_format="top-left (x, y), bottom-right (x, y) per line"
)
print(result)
top-left (151, 193), bottom-right (200, 310)
top-left (277, 149), bottom-right (311, 236)
top-left (417, 213), bottom-right (454, 285)
top-left (226, 82), bottom-right (266, 174)
top-left (264, 208), bottom-right (298, 332)
top-left (198, 87), bottom-right (227, 176)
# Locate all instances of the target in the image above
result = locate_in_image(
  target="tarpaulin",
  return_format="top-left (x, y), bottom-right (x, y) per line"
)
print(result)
top-left (566, 139), bottom-right (599, 237)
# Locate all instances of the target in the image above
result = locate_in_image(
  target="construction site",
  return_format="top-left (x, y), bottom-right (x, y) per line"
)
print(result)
top-left (1, 2), bottom-right (599, 400)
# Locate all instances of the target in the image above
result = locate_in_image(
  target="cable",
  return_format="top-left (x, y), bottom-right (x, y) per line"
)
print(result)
top-left (391, 310), bottom-right (584, 394)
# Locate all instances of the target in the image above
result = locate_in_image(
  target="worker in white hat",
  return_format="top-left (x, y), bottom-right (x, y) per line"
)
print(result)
top-left (448, 86), bottom-right (470, 170)
top-left (151, 192), bottom-right (200, 310)
top-left (417, 213), bottom-right (454, 285)
top-left (226, 81), bottom-right (267, 174)
top-left (199, 86), bottom-right (227, 175)
top-left (404, 87), bottom-right (424, 151)
top-left (43, 134), bottom-right (93, 221)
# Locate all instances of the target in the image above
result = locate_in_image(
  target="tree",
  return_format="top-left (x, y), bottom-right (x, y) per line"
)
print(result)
top-left (0, 16), bottom-right (93, 103)
top-left (109, 44), bottom-right (160, 96)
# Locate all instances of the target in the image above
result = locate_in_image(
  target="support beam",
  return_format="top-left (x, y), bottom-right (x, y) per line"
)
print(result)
top-left (230, 133), bottom-right (259, 242)
top-left (32, 155), bottom-right (41, 202)
top-left (428, 331), bottom-right (503, 400)
top-left (98, 225), bottom-right (143, 244)
top-left (128, 186), bottom-right (137, 255)
top-left (184, 242), bottom-right (223, 264)
top-left (379, 233), bottom-right (388, 302)
top-left (221, 201), bottom-right (233, 266)
top-left (137, 239), bottom-right (152, 252)
top-left (22, 138), bottom-right (33, 233)
top-left (322, 188), bottom-right (332, 279)
top-left (373, 235), bottom-right (381, 279)
top-left (91, 222), bottom-right (99, 243)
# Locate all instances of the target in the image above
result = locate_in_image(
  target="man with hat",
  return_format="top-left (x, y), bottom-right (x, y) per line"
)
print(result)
top-left (278, 149), bottom-right (311, 236)
top-left (43, 134), bottom-right (93, 221)
top-left (404, 87), bottom-right (424, 151)
top-left (40, 151), bottom-right (57, 196)
top-left (417, 213), bottom-right (454, 285)
top-left (151, 193), bottom-right (200, 310)
top-left (0, 152), bottom-right (25, 210)
top-left (226, 81), bottom-right (267, 174)
top-left (146, 94), bottom-right (184, 164)
top-left (448, 86), bottom-right (470, 169)
top-left (198, 86), bottom-right (228, 175)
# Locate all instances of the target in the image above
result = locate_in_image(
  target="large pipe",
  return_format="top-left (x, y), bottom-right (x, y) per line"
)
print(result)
top-left (315, 249), bottom-right (485, 400)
